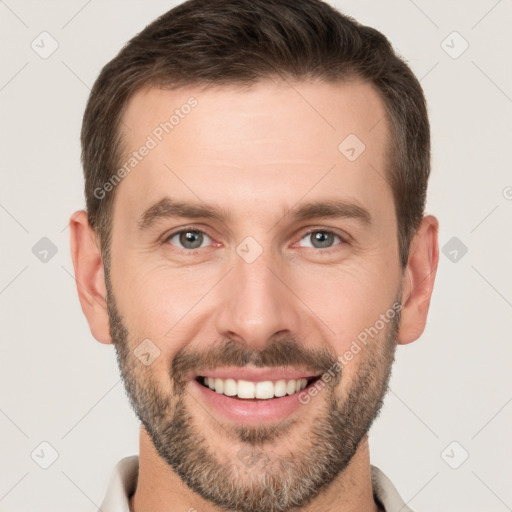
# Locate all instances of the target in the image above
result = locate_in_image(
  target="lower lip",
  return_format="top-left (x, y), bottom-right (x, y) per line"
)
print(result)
top-left (190, 378), bottom-right (318, 424)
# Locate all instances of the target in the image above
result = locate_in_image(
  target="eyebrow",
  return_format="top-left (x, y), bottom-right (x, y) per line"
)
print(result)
top-left (137, 196), bottom-right (371, 231)
top-left (137, 197), bottom-right (229, 230)
top-left (290, 200), bottom-right (371, 226)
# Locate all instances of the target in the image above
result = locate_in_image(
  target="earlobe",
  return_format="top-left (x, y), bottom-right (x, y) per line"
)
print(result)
top-left (69, 210), bottom-right (113, 345)
top-left (397, 215), bottom-right (439, 345)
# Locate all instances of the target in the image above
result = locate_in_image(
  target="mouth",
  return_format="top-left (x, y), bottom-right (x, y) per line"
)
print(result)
top-left (190, 368), bottom-right (325, 423)
top-left (194, 374), bottom-right (323, 401)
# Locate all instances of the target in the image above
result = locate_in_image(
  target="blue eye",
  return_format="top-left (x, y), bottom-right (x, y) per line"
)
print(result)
top-left (298, 230), bottom-right (342, 249)
top-left (167, 230), bottom-right (212, 250)
top-left (163, 228), bottom-right (345, 253)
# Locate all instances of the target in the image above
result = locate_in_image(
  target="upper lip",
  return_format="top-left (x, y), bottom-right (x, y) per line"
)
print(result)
top-left (191, 367), bottom-right (322, 382)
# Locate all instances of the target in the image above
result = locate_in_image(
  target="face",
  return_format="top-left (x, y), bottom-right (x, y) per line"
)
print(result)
top-left (106, 79), bottom-right (403, 511)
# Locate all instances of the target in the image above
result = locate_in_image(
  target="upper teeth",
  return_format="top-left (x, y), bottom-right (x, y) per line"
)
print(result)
top-left (203, 377), bottom-right (309, 399)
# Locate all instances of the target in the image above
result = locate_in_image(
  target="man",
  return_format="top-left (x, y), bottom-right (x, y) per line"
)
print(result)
top-left (69, 0), bottom-right (439, 510)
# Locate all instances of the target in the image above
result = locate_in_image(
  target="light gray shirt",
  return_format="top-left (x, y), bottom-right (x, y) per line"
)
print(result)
top-left (99, 456), bottom-right (413, 512)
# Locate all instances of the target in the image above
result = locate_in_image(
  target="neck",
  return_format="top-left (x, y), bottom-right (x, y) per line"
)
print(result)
top-left (130, 427), bottom-right (381, 512)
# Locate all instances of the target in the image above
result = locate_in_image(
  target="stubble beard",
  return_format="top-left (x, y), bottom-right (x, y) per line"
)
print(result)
top-left (106, 281), bottom-right (399, 512)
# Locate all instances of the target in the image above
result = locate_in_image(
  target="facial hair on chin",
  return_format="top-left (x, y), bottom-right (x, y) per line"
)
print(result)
top-left (106, 285), bottom-right (400, 512)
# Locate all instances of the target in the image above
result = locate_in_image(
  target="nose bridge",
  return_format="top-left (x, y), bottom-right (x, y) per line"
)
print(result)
top-left (214, 245), bottom-right (300, 349)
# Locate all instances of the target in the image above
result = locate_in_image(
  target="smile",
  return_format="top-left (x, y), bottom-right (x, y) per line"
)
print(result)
top-left (190, 369), bottom-right (324, 424)
top-left (196, 376), bottom-right (321, 400)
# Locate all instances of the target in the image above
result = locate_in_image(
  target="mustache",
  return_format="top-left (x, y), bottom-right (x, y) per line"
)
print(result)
top-left (171, 336), bottom-right (340, 388)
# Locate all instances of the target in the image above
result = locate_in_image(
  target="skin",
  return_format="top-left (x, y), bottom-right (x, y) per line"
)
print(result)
top-left (70, 79), bottom-right (439, 512)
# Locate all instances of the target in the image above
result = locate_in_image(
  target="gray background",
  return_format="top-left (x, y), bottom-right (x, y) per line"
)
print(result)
top-left (1, 0), bottom-right (511, 510)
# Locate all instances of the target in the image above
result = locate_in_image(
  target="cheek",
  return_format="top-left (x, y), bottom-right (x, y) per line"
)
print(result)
top-left (113, 260), bottom-right (216, 347)
top-left (294, 262), bottom-right (399, 350)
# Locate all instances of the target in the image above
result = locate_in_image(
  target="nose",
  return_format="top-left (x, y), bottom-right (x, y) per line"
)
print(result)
top-left (214, 248), bottom-right (303, 351)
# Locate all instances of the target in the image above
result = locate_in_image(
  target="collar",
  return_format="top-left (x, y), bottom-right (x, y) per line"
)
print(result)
top-left (100, 455), bottom-right (413, 512)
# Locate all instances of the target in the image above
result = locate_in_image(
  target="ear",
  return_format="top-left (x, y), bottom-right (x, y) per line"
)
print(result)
top-left (69, 210), bottom-right (112, 344)
top-left (398, 215), bottom-right (439, 345)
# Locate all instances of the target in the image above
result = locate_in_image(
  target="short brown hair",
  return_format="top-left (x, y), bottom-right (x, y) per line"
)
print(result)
top-left (81, 0), bottom-right (430, 269)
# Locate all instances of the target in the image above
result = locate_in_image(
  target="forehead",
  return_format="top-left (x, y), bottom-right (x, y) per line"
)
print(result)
top-left (114, 79), bottom-right (392, 224)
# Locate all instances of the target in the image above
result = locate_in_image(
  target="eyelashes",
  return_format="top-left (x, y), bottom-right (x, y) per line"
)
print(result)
top-left (163, 226), bottom-right (349, 254)
top-left (297, 229), bottom-right (345, 250)
top-left (165, 229), bottom-right (213, 250)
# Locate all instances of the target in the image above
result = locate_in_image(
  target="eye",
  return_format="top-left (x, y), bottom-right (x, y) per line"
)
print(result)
top-left (166, 229), bottom-right (212, 250)
top-left (297, 230), bottom-right (344, 250)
